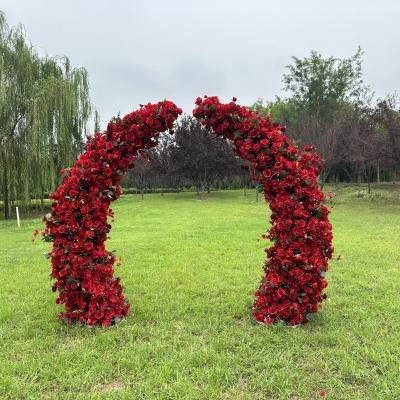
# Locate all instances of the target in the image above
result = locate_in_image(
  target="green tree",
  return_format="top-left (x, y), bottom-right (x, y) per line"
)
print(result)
top-left (0, 11), bottom-right (91, 219)
top-left (283, 47), bottom-right (370, 121)
top-left (252, 48), bottom-right (374, 187)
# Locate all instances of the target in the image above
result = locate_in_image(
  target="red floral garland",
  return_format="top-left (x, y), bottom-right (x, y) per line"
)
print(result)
top-left (193, 96), bottom-right (334, 325)
top-left (44, 101), bottom-right (182, 326)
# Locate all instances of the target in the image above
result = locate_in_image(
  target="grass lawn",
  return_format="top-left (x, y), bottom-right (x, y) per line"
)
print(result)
top-left (0, 188), bottom-right (399, 399)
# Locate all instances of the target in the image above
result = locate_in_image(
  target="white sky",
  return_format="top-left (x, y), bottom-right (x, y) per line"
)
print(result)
top-left (1, 0), bottom-right (400, 129)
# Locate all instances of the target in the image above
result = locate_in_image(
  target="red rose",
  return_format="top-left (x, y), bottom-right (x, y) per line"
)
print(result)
top-left (85, 230), bottom-right (95, 239)
top-left (104, 167), bottom-right (112, 177)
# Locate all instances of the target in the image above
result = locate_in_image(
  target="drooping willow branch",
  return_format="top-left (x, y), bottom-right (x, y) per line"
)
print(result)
top-left (0, 11), bottom-right (91, 219)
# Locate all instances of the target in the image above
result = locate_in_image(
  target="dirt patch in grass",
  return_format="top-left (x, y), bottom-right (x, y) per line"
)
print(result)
top-left (93, 379), bottom-right (125, 394)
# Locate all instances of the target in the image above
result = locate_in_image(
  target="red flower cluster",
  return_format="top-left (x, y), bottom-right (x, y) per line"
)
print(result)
top-left (44, 101), bottom-right (182, 326)
top-left (193, 96), bottom-right (333, 325)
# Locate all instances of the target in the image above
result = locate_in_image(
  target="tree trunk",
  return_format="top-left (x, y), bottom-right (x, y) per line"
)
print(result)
top-left (319, 167), bottom-right (330, 191)
top-left (40, 185), bottom-right (45, 211)
top-left (256, 189), bottom-right (259, 202)
top-left (357, 165), bottom-right (362, 184)
top-left (366, 166), bottom-right (373, 194)
top-left (140, 188), bottom-right (144, 200)
top-left (243, 184), bottom-right (247, 196)
top-left (3, 159), bottom-right (10, 220)
top-left (201, 185), bottom-right (206, 200)
top-left (377, 163), bottom-right (380, 183)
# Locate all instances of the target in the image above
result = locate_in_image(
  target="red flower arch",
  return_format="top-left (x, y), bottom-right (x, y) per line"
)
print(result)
top-left (44, 101), bottom-right (182, 326)
top-left (44, 96), bottom-right (333, 327)
top-left (193, 96), bottom-right (334, 326)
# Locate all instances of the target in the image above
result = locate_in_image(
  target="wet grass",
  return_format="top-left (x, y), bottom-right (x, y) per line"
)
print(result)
top-left (0, 189), bottom-right (399, 399)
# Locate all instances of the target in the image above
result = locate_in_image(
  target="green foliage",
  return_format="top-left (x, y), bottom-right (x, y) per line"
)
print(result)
top-left (283, 47), bottom-right (370, 121)
top-left (0, 10), bottom-right (91, 219)
top-left (251, 97), bottom-right (299, 127)
top-left (168, 115), bottom-right (241, 193)
top-left (250, 49), bottom-right (397, 188)
top-left (253, 48), bottom-right (370, 124)
top-left (0, 189), bottom-right (399, 399)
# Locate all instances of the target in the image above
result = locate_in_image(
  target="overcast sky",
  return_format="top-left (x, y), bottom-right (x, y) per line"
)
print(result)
top-left (1, 0), bottom-right (399, 128)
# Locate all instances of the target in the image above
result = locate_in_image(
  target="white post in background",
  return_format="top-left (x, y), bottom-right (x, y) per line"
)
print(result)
top-left (16, 206), bottom-right (20, 228)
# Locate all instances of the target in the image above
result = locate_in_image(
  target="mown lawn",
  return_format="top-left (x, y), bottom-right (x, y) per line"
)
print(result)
top-left (0, 189), bottom-right (399, 399)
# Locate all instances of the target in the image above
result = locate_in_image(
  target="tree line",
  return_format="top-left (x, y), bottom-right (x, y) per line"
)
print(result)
top-left (252, 48), bottom-right (400, 191)
top-left (125, 48), bottom-right (400, 197)
top-left (123, 115), bottom-right (254, 198)
top-left (1, 10), bottom-right (400, 217)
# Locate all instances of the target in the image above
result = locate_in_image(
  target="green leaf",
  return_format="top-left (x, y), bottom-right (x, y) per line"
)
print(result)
top-left (306, 313), bottom-right (316, 322)
top-left (233, 130), bottom-right (241, 139)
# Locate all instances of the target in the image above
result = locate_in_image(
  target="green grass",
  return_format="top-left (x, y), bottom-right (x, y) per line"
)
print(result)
top-left (0, 189), bottom-right (399, 399)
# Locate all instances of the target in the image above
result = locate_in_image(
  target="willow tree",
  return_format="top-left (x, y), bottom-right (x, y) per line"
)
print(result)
top-left (0, 11), bottom-right (91, 219)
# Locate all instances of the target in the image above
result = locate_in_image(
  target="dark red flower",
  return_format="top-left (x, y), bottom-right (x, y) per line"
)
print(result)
top-left (104, 167), bottom-right (112, 177)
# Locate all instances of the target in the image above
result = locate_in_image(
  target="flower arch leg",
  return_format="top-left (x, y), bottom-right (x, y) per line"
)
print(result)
top-left (193, 96), bottom-right (334, 325)
top-left (44, 101), bottom-right (182, 326)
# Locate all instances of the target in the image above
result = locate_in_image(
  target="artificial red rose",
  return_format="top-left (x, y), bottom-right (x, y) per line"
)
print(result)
top-left (85, 230), bottom-right (95, 239)
top-left (275, 288), bottom-right (287, 299)
top-left (104, 167), bottom-right (112, 177)
top-left (262, 169), bottom-right (272, 179)
top-left (106, 141), bottom-right (114, 150)
top-left (253, 143), bottom-right (261, 153)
